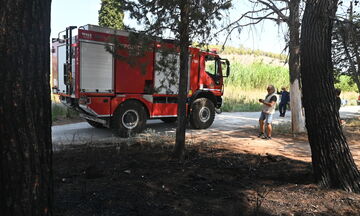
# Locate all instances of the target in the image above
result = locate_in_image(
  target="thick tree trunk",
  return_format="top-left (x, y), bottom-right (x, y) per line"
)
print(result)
top-left (0, 0), bottom-right (53, 214)
top-left (173, 0), bottom-right (190, 159)
top-left (288, 0), bottom-right (305, 133)
top-left (301, 0), bottom-right (360, 192)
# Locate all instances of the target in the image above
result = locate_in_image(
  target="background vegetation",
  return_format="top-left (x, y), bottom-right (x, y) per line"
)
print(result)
top-left (222, 59), bottom-right (359, 112)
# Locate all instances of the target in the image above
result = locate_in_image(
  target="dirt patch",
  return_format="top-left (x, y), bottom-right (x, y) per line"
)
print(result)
top-left (54, 123), bottom-right (360, 216)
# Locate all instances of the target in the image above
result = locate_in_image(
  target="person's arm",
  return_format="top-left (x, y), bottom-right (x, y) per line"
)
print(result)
top-left (259, 96), bottom-right (277, 107)
top-left (260, 100), bottom-right (276, 107)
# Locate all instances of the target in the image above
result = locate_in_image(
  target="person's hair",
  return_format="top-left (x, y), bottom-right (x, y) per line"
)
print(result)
top-left (268, 85), bottom-right (275, 92)
top-left (335, 88), bottom-right (341, 96)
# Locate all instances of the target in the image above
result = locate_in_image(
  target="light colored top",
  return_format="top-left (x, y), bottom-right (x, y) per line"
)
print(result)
top-left (262, 93), bottom-right (277, 114)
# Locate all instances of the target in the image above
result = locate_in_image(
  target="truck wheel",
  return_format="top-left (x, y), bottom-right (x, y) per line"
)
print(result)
top-left (160, 117), bottom-right (177, 123)
top-left (112, 100), bottom-right (147, 137)
top-left (190, 98), bottom-right (215, 129)
top-left (86, 119), bottom-right (105, 128)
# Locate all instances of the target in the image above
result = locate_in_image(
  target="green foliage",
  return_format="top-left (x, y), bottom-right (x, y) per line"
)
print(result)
top-left (121, 0), bottom-right (231, 44)
top-left (225, 62), bottom-right (289, 90)
top-left (98, 0), bottom-right (124, 29)
top-left (332, 4), bottom-right (360, 93)
top-left (221, 62), bottom-right (289, 112)
top-left (335, 75), bottom-right (359, 92)
top-left (52, 103), bottom-right (78, 122)
top-left (222, 96), bottom-right (262, 112)
top-left (221, 63), bottom-right (358, 112)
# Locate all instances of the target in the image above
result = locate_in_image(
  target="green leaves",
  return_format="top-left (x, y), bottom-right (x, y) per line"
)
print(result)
top-left (120, 0), bottom-right (231, 45)
top-left (99, 0), bottom-right (124, 29)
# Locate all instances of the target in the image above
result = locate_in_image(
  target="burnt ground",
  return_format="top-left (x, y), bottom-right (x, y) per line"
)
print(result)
top-left (54, 118), bottom-right (360, 216)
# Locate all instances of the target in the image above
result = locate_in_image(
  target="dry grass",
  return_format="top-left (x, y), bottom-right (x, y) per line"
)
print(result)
top-left (342, 91), bottom-right (359, 106)
top-left (222, 87), bottom-right (264, 112)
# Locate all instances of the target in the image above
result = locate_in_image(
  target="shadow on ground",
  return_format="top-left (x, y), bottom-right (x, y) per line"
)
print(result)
top-left (53, 141), bottom-right (322, 216)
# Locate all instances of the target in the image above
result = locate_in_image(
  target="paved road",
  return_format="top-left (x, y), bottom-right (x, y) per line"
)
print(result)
top-left (52, 106), bottom-right (360, 146)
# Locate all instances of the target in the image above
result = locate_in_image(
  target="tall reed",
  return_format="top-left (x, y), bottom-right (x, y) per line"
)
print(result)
top-left (225, 62), bottom-right (289, 90)
top-left (222, 62), bottom-right (289, 112)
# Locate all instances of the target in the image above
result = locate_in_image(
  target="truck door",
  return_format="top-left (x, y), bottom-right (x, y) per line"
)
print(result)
top-left (201, 55), bottom-right (223, 94)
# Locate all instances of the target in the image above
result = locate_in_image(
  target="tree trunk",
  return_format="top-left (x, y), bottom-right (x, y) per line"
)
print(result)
top-left (173, 0), bottom-right (190, 159)
top-left (301, 0), bottom-right (360, 192)
top-left (0, 0), bottom-right (53, 215)
top-left (289, 80), bottom-right (305, 132)
top-left (288, 0), bottom-right (305, 133)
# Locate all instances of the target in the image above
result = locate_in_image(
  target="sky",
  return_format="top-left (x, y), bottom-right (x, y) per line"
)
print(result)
top-left (51, 0), bottom-right (286, 54)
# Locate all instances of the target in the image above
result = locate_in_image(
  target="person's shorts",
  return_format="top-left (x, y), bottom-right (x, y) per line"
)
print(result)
top-left (259, 112), bottom-right (273, 124)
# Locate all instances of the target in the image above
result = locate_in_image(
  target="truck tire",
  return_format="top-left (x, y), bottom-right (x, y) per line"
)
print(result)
top-left (190, 98), bottom-right (215, 129)
top-left (86, 119), bottom-right (105, 128)
top-left (160, 117), bottom-right (177, 123)
top-left (112, 100), bottom-right (147, 137)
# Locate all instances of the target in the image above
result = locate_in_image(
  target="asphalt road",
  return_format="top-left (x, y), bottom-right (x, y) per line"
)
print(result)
top-left (52, 106), bottom-right (360, 146)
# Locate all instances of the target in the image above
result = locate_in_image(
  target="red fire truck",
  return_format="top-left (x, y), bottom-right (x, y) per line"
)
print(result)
top-left (52, 25), bottom-right (230, 137)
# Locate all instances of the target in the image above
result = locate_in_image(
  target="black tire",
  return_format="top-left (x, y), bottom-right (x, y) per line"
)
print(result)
top-left (111, 100), bottom-right (147, 137)
top-left (86, 119), bottom-right (105, 128)
top-left (190, 98), bottom-right (215, 129)
top-left (160, 117), bottom-right (177, 123)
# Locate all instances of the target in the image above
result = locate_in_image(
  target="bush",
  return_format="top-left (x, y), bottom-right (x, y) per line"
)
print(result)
top-left (335, 75), bottom-right (358, 92)
top-left (52, 103), bottom-right (78, 122)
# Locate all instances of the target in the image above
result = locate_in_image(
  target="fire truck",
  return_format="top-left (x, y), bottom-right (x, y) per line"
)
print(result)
top-left (52, 25), bottom-right (230, 137)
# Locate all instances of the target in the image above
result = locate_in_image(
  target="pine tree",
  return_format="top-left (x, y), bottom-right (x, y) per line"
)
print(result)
top-left (301, 0), bottom-right (360, 192)
top-left (99, 0), bottom-right (124, 29)
top-left (0, 0), bottom-right (53, 214)
top-left (120, 0), bottom-right (231, 159)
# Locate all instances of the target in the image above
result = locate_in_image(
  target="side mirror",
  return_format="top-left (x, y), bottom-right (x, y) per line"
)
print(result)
top-left (226, 59), bottom-right (230, 77)
top-left (220, 59), bottom-right (230, 77)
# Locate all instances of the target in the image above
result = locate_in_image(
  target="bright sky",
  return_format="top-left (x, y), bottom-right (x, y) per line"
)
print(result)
top-left (51, 0), bottom-right (286, 54)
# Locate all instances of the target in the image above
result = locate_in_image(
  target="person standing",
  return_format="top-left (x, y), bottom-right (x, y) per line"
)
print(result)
top-left (258, 85), bottom-right (278, 140)
top-left (335, 88), bottom-right (346, 126)
top-left (277, 86), bottom-right (290, 117)
top-left (335, 88), bottom-right (342, 112)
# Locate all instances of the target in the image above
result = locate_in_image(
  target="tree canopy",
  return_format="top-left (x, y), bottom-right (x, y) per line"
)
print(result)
top-left (333, 0), bottom-right (360, 92)
top-left (99, 0), bottom-right (124, 29)
top-left (121, 0), bottom-right (231, 44)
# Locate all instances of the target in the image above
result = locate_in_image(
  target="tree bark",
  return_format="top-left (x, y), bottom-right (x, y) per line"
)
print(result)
top-left (173, 0), bottom-right (190, 159)
top-left (301, 0), bottom-right (360, 192)
top-left (0, 0), bottom-right (53, 214)
top-left (288, 0), bottom-right (305, 133)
